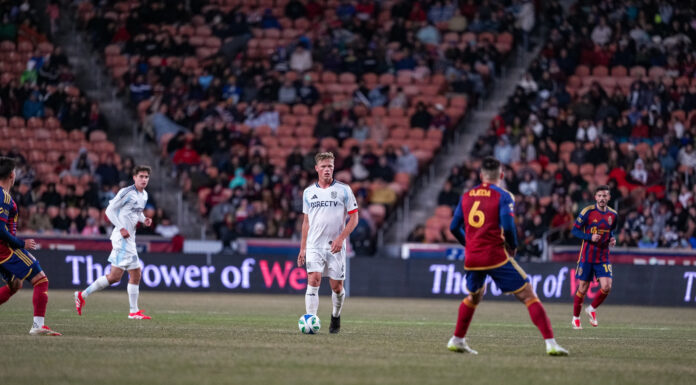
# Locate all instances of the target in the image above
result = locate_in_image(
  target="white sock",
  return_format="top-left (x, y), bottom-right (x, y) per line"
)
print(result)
top-left (32, 316), bottom-right (44, 329)
top-left (305, 285), bottom-right (319, 315)
top-left (586, 305), bottom-right (595, 312)
top-left (331, 289), bottom-right (345, 317)
top-left (83, 276), bottom-right (109, 298)
top-left (545, 338), bottom-right (558, 348)
top-left (127, 284), bottom-right (139, 313)
top-left (573, 316), bottom-right (581, 320)
top-left (451, 336), bottom-right (465, 343)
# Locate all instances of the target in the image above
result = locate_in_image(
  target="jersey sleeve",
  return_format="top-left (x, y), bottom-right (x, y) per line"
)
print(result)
top-left (498, 191), bottom-right (517, 250)
top-left (0, 202), bottom-right (24, 249)
top-left (345, 186), bottom-right (358, 214)
top-left (449, 199), bottom-right (466, 246)
top-left (571, 208), bottom-right (593, 241)
top-left (105, 188), bottom-right (131, 230)
top-left (302, 188), bottom-right (310, 215)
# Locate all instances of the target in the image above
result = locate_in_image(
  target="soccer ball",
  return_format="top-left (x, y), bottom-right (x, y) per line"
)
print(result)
top-left (298, 314), bottom-right (321, 334)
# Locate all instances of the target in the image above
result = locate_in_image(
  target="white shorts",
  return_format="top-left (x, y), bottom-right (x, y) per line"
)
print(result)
top-left (305, 249), bottom-right (346, 280)
top-left (108, 237), bottom-right (140, 271)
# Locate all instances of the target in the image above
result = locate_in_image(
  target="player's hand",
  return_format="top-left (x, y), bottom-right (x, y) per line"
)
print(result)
top-left (297, 249), bottom-right (306, 267)
top-left (609, 237), bottom-right (616, 247)
top-left (25, 238), bottom-right (37, 250)
top-left (591, 234), bottom-right (602, 242)
top-left (120, 228), bottom-right (130, 239)
top-left (330, 236), bottom-right (343, 254)
top-left (144, 217), bottom-right (153, 227)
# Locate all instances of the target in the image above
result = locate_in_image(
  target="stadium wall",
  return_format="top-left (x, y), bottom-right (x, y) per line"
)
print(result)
top-left (16, 251), bottom-right (696, 307)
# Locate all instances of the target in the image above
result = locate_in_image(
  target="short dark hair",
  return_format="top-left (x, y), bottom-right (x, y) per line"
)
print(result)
top-left (595, 185), bottom-right (610, 194)
top-left (133, 165), bottom-right (152, 176)
top-left (0, 157), bottom-right (17, 180)
top-left (481, 156), bottom-right (501, 173)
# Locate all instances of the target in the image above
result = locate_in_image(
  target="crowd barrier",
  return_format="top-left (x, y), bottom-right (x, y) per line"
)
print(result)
top-left (8, 251), bottom-right (696, 307)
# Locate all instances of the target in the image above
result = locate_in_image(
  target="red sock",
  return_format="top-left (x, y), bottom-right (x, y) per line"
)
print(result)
top-left (573, 292), bottom-right (585, 317)
top-left (0, 285), bottom-right (13, 305)
top-left (454, 297), bottom-right (477, 338)
top-left (590, 289), bottom-right (609, 309)
top-left (526, 298), bottom-right (554, 339)
top-left (32, 278), bottom-right (49, 317)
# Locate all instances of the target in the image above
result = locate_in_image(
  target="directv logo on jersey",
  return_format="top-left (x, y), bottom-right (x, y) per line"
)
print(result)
top-left (310, 201), bottom-right (339, 208)
top-left (311, 195), bottom-right (318, 200)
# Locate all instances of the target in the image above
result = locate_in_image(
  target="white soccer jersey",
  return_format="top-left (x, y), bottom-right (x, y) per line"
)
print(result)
top-left (302, 180), bottom-right (358, 251)
top-left (105, 184), bottom-right (148, 241)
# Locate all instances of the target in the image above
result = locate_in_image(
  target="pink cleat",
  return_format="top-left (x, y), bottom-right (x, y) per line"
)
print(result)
top-left (586, 307), bottom-right (598, 327)
top-left (30, 325), bottom-right (62, 336)
top-left (74, 291), bottom-right (85, 315)
top-left (128, 310), bottom-right (152, 320)
top-left (571, 317), bottom-right (582, 330)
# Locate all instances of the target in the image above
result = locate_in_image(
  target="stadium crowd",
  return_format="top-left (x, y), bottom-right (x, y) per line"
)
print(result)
top-left (0, 0), bottom-right (177, 239)
top-left (76, 0), bottom-right (541, 249)
top-left (415, 0), bottom-right (696, 254)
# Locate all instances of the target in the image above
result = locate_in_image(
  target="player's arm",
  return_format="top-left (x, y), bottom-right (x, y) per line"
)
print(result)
top-left (0, 223), bottom-right (24, 249)
top-left (331, 210), bottom-right (358, 254)
top-left (105, 189), bottom-right (130, 236)
top-left (499, 192), bottom-right (518, 253)
top-left (298, 189), bottom-right (310, 266)
top-left (609, 213), bottom-right (618, 247)
top-left (449, 200), bottom-right (466, 246)
top-left (297, 214), bottom-right (309, 266)
top-left (571, 210), bottom-right (593, 241)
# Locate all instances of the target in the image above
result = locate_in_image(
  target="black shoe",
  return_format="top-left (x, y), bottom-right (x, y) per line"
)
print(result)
top-left (329, 315), bottom-right (340, 334)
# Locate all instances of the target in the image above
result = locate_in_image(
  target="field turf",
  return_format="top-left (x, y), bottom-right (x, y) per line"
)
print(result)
top-left (1, 290), bottom-right (695, 385)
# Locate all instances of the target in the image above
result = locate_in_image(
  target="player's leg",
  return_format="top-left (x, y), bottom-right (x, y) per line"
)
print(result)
top-left (572, 260), bottom-right (592, 329)
top-left (28, 271), bottom-right (60, 336)
top-left (304, 250), bottom-right (325, 316)
top-left (448, 270), bottom-right (484, 354)
top-left (328, 279), bottom-right (344, 333)
top-left (75, 265), bottom-right (125, 315)
top-left (126, 267), bottom-right (151, 319)
top-left (586, 268), bottom-right (612, 327)
top-left (327, 249), bottom-right (346, 333)
top-left (0, 266), bottom-right (21, 305)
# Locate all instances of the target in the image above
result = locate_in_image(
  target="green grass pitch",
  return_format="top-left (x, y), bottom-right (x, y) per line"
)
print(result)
top-left (1, 290), bottom-right (695, 385)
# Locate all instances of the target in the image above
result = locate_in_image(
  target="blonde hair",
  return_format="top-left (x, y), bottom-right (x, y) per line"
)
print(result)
top-left (314, 152), bottom-right (335, 164)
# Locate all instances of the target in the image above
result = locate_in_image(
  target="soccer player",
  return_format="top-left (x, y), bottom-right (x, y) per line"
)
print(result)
top-left (570, 185), bottom-right (617, 329)
top-left (297, 152), bottom-right (359, 334)
top-left (0, 157), bottom-right (61, 336)
top-left (447, 157), bottom-right (568, 356)
top-left (74, 165), bottom-right (153, 319)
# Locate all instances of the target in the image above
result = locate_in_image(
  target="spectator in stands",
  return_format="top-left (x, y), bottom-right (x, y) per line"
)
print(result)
top-left (155, 216), bottom-right (180, 238)
top-left (437, 181), bottom-right (460, 208)
top-left (70, 149), bottom-right (94, 178)
top-left (129, 75), bottom-right (152, 105)
top-left (410, 102), bottom-right (432, 129)
top-left (289, 44), bottom-right (312, 73)
top-left (396, 146), bottom-right (418, 176)
top-left (284, 0), bottom-right (307, 20)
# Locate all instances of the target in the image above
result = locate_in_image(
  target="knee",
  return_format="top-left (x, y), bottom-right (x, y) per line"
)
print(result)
top-left (9, 280), bottom-right (22, 294)
top-left (469, 293), bottom-right (483, 305)
top-left (331, 282), bottom-right (344, 294)
top-left (601, 283), bottom-right (612, 293)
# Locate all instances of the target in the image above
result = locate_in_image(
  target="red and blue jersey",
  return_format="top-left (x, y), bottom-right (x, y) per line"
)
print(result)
top-left (450, 183), bottom-right (517, 270)
top-left (571, 204), bottom-right (618, 264)
top-left (0, 187), bottom-right (24, 261)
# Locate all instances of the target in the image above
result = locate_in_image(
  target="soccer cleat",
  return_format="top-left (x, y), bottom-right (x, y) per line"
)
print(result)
top-left (29, 325), bottom-right (62, 336)
top-left (74, 291), bottom-right (85, 315)
top-left (585, 307), bottom-right (598, 327)
top-left (546, 342), bottom-right (569, 356)
top-left (447, 337), bottom-right (478, 354)
top-left (329, 315), bottom-right (341, 334)
top-left (571, 317), bottom-right (582, 330)
top-left (128, 310), bottom-right (152, 320)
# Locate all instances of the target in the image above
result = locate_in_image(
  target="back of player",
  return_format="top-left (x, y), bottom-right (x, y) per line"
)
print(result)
top-left (458, 183), bottom-right (514, 270)
top-left (446, 157), bottom-right (567, 356)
